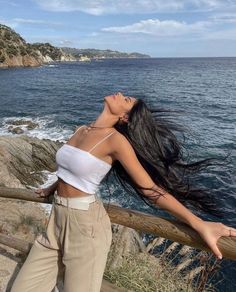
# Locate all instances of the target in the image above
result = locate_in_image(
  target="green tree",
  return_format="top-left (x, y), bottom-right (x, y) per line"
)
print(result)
top-left (6, 45), bottom-right (18, 57)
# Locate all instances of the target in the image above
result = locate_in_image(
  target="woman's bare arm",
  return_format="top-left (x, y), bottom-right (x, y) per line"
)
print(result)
top-left (111, 132), bottom-right (236, 259)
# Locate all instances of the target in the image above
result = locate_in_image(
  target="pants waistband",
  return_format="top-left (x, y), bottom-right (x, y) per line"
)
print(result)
top-left (53, 193), bottom-right (97, 210)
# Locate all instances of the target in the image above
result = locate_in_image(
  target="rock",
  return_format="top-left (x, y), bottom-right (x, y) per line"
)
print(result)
top-left (8, 126), bottom-right (24, 134)
top-left (0, 269), bottom-right (10, 277)
top-left (7, 120), bottom-right (39, 134)
top-left (1, 54), bottom-right (42, 68)
top-left (107, 223), bottom-right (147, 270)
top-left (8, 120), bottom-right (39, 130)
top-left (0, 135), bottom-right (63, 188)
top-left (26, 121), bottom-right (39, 130)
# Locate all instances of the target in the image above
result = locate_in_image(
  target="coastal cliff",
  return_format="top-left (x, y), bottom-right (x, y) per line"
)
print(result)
top-left (0, 24), bottom-right (76, 68)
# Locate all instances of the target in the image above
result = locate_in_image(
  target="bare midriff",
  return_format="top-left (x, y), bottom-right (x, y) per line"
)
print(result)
top-left (56, 177), bottom-right (94, 198)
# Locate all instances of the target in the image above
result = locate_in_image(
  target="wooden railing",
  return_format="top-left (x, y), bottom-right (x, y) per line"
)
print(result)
top-left (1, 186), bottom-right (236, 261)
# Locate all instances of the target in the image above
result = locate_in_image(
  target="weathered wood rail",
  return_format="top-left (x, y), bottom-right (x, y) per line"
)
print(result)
top-left (1, 186), bottom-right (236, 261)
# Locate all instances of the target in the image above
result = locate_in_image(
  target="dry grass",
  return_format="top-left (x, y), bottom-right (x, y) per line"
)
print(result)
top-left (104, 250), bottom-right (220, 292)
top-left (12, 213), bottom-right (45, 236)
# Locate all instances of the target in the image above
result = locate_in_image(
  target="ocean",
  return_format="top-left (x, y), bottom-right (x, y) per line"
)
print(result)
top-left (0, 57), bottom-right (235, 291)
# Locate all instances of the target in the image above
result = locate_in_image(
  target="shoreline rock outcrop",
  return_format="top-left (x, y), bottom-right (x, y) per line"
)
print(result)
top-left (0, 135), bottom-right (63, 188)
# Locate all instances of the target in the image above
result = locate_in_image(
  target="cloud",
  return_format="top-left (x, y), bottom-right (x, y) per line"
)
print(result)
top-left (0, 1), bottom-right (19, 7)
top-left (204, 28), bottom-right (236, 40)
top-left (101, 18), bottom-right (212, 37)
top-left (59, 39), bottom-right (74, 46)
top-left (33, 0), bottom-right (234, 15)
top-left (209, 13), bottom-right (236, 24)
top-left (0, 18), bottom-right (64, 31)
top-left (33, 0), bottom-right (183, 14)
top-left (12, 18), bottom-right (63, 27)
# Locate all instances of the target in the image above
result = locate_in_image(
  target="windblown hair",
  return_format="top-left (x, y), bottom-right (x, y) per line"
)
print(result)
top-left (103, 98), bottom-right (230, 218)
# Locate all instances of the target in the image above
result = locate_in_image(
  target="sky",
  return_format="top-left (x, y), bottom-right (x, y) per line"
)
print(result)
top-left (1, 0), bottom-right (236, 57)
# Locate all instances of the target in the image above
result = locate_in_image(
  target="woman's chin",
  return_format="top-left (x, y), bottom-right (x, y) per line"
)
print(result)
top-left (104, 95), bottom-right (110, 102)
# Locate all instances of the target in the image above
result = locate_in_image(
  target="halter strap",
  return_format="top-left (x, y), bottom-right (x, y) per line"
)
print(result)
top-left (88, 131), bottom-right (115, 153)
top-left (74, 124), bottom-right (86, 133)
top-left (73, 124), bottom-right (115, 153)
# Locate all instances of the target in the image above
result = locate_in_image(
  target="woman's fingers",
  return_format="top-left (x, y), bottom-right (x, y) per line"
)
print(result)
top-left (222, 226), bottom-right (236, 237)
top-left (34, 188), bottom-right (42, 193)
top-left (207, 239), bottom-right (223, 260)
top-left (210, 225), bottom-right (236, 259)
top-left (200, 222), bottom-right (236, 260)
top-left (34, 188), bottom-right (46, 197)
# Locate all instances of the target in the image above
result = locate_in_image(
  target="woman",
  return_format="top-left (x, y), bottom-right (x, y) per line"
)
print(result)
top-left (11, 92), bottom-right (235, 292)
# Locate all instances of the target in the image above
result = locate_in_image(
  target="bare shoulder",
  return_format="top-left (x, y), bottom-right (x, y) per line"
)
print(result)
top-left (110, 130), bottom-right (136, 159)
top-left (110, 129), bottom-right (129, 143)
top-left (109, 129), bottom-right (155, 192)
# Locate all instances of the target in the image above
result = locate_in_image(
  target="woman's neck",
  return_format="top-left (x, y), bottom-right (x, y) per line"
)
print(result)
top-left (91, 110), bottom-right (117, 128)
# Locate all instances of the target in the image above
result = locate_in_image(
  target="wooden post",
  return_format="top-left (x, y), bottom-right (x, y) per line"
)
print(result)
top-left (1, 186), bottom-right (236, 260)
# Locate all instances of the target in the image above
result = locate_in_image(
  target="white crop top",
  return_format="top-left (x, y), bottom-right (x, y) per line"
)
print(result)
top-left (55, 125), bottom-right (115, 194)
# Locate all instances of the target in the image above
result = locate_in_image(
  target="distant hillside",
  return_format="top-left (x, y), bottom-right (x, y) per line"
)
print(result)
top-left (61, 47), bottom-right (151, 59)
top-left (0, 24), bottom-right (76, 68)
top-left (31, 42), bottom-right (76, 63)
top-left (0, 24), bottom-right (39, 68)
top-left (0, 23), bottom-right (151, 68)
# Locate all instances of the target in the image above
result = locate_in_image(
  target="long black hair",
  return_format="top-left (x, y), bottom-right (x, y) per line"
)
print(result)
top-left (103, 98), bottom-right (231, 218)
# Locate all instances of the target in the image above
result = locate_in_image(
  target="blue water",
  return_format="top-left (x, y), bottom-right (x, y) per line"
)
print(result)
top-left (0, 58), bottom-right (235, 291)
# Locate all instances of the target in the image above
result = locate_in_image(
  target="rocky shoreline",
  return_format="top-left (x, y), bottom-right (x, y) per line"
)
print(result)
top-left (0, 135), bottom-right (62, 189)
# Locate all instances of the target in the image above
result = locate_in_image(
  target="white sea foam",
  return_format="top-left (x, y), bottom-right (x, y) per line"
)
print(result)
top-left (0, 115), bottom-right (73, 142)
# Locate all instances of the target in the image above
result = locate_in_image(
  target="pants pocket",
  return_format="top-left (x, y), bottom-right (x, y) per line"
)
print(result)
top-left (76, 222), bottom-right (95, 238)
top-left (101, 214), bottom-right (112, 248)
top-left (71, 208), bottom-right (95, 239)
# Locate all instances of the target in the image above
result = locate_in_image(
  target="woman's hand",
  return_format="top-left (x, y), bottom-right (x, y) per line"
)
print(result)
top-left (34, 187), bottom-right (54, 198)
top-left (194, 220), bottom-right (236, 259)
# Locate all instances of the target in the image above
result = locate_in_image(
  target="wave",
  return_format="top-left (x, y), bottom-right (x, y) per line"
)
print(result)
top-left (0, 115), bottom-right (72, 142)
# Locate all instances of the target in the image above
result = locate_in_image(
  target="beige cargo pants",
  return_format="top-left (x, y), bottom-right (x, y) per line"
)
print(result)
top-left (10, 195), bottom-right (112, 292)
